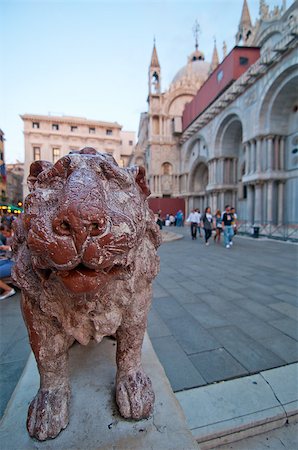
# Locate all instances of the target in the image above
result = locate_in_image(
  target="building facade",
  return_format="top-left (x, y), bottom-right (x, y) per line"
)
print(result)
top-left (6, 161), bottom-right (24, 206)
top-left (22, 114), bottom-right (135, 197)
top-left (135, 0), bottom-right (298, 238)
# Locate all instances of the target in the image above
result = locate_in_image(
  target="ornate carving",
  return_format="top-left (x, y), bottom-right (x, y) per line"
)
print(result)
top-left (12, 148), bottom-right (161, 441)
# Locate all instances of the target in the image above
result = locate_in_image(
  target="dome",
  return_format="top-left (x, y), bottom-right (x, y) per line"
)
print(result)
top-left (171, 49), bottom-right (210, 86)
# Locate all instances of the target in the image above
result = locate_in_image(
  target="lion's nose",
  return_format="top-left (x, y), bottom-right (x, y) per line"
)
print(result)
top-left (52, 215), bottom-right (108, 250)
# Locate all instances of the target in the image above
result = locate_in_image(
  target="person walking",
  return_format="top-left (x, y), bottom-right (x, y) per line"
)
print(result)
top-left (213, 209), bottom-right (222, 243)
top-left (230, 207), bottom-right (238, 246)
top-left (201, 206), bottom-right (213, 246)
top-left (186, 209), bottom-right (200, 240)
top-left (222, 205), bottom-right (234, 248)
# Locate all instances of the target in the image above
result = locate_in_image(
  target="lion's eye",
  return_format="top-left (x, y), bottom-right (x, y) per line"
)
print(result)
top-left (91, 223), bottom-right (99, 230)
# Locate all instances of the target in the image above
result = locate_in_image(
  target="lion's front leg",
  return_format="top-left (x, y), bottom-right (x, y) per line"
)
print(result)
top-left (115, 312), bottom-right (154, 420)
top-left (22, 294), bottom-right (74, 441)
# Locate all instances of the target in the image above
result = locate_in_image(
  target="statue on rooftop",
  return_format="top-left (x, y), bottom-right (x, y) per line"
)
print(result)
top-left (12, 148), bottom-right (161, 441)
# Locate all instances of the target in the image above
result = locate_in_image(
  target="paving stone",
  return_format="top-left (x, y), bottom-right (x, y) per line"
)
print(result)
top-left (235, 318), bottom-right (285, 341)
top-left (260, 363), bottom-right (298, 405)
top-left (209, 286), bottom-right (246, 301)
top-left (243, 292), bottom-right (278, 306)
top-left (0, 359), bottom-right (29, 418)
top-left (178, 280), bottom-right (207, 294)
top-left (269, 302), bottom-right (298, 319)
top-left (220, 304), bottom-right (258, 324)
top-left (235, 298), bottom-right (286, 322)
top-left (165, 315), bottom-right (221, 355)
top-left (209, 326), bottom-right (286, 372)
top-left (151, 336), bottom-right (206, 391)
top-left (273, 292), bottom-right (298, 306)
top-left (152, 283), bottom-right (169, 298)
top-left (152, 296), bottom-right (186, 321)
top-left (189, 348), bottom-right (248, 383)
top-left (147, 308), bottom-right (172, 339)
top-left (269, 317), bottom-right (298, 341)
top-left (183, 302), bottom-right (230, 328)
top-left (261, 334), bottom-right (298, 364)
top-left (164, 287), bottom-right (200, 305)
top-left (0, 330), bottom-right (31, 365)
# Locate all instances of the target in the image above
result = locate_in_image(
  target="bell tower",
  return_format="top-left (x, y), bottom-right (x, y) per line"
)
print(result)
top-left (236, 0), bottom-right (253, 44)
top-left (149, 39), bottom-right (161, 95)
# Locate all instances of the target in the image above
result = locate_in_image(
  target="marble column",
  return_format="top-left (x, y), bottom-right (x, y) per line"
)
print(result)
top-left (244, 144), bottom-right (248, 176)
top-left (256, 138), bottom-right (262, 173)
top-left (267, 181), bottom-right (274, 224)
top-left (254, 183), bottom-right (262, 224)
top-left (277, 181), bottom-right (284, 225)
top-left (267, 136), bottom-right (274, 172)
top-left (234, 158), bottom-right (237, 184)
top-left (279, 137), bottom-right (285, 171)
top-left (247, 185), bottom-right (254, 224)
top-left (250, 140), bottom-right (256, 173)
top-left (274, 136), bottom-right (279, 171)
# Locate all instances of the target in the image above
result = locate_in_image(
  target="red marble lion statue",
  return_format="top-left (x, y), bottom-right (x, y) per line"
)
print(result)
top-left (12, 148), bottom-right (161, 441)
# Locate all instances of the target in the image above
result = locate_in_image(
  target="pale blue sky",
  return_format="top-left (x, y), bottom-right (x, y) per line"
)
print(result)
top-left (1, 0), bottom-right (293, 163)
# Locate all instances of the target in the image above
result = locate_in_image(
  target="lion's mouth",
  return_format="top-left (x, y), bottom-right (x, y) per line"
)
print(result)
top-left (37, 262), bottom-right (130, 294)
top-left (56, 263), bottom-right (123, 279)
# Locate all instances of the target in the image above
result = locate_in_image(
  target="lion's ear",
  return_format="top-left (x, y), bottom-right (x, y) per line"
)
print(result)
top-left (27, 160), bottom-right (53, 192)
top-left (130, 165), bottom-right (151, 197)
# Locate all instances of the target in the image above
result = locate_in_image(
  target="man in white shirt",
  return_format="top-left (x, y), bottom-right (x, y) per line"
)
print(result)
top-left (186, 209), bottom-right (201, 240)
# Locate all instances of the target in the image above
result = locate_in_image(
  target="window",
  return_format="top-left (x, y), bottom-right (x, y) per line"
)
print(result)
top-left (89, 127), bottom-right (95, 134)
top-left (217, 70), bottom-right (224, 83)
top-left (71, 126), bottom-right (78, 132)
top-left (53, 148), bottom-right (60, 163)
top-left (33, 147), bottom-right (41, 160)
top-left (32, 122), bottom-right (40, 129)
top-left (119, 159), bottom-right (125, 168)
top-left (129, 140), bottom-right (133, 146)
top-left (52, 124), bottom-right (59, 131)
top-left (106, 129), bottom-right (113, 136)
top-left (239, 56), bottom-right (249, 66)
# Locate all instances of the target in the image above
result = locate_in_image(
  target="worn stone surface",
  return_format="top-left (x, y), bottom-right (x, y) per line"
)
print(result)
top-left (12, 148), bottom-right (161, 441)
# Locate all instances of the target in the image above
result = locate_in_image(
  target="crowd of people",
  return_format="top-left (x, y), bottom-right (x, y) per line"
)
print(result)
top-left (155, 210), bottom-right (184, 230)
top-left (186, 205), bottom-right (238, 248)
top-left (0, 213), bottom-right (17, 300)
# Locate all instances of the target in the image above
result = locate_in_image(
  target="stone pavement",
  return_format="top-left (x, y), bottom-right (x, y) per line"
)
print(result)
top-left (0, 291), bottom-right (30, 417)
top-left (148, 227), bottom-right (298, 392)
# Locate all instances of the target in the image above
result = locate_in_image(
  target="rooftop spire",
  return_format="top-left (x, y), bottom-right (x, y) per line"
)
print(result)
top-left (240, 0), bottom-right (252, 28)
top-left (209, 37), bottom-right (219, 75)
top-left (193, 20), bottom-right (200, 51)
top-left (150, 39), bottom-right (160, 68)
top-left (236, 0), bottom-right (253, 44)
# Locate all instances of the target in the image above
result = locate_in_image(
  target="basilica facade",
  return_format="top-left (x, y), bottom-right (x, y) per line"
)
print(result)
top-left (134, 0), bottom-right (298, 238)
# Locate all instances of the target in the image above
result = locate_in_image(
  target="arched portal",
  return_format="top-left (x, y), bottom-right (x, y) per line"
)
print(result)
top-left (259, 69), bottom-right (298, 224)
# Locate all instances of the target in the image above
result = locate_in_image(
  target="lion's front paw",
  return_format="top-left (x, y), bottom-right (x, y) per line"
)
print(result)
top-left (27, 385), bottom-right (70, 441)
top-left (116, 370), bottom-right (155, 420)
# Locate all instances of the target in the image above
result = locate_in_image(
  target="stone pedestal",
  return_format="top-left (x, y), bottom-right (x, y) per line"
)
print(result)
top-left (0, 334), bottom-right (199, 450)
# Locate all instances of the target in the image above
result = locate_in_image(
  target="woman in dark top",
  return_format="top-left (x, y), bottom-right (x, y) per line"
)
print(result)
top-left (201, 206), bottom-right (213, 246)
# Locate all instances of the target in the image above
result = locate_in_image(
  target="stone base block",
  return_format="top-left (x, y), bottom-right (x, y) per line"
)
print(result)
top-left (0, 334), bottom-right (199, 450)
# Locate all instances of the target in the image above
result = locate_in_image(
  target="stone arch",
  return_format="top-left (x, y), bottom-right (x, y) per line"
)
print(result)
top-left (215, 113), bottom-right (243, 158)
top-left (258, 66), bottom-right (298, 135)
top-left (183, 134), bottom-right (209, 173)
top-left (188, 160), bottom-right (208, 194)
top-left (163, 87), bottom-right (196, 115)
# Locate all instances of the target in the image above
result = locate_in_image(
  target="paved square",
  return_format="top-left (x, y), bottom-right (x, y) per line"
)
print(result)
top-left (148, 228), bottom-right (298, 392)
